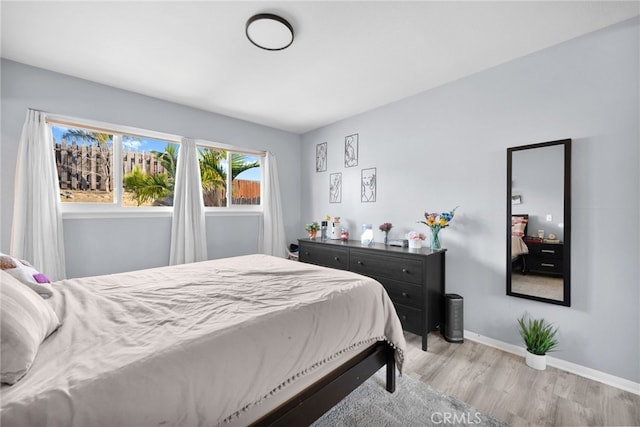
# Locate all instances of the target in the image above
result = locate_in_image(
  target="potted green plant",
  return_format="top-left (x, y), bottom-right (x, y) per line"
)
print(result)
top-left (304, 222), bottom-right (320, 239)
top-left (517, 315), bottom-right (558, 370)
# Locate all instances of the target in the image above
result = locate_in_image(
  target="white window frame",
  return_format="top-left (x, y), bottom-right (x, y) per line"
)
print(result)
top-left (196, 143), bottom-right (264, 213)
top-left (46, 113), bottom-right (264, 219)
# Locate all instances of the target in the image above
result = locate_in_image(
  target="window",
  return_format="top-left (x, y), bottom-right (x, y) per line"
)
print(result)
top-left (52, 124), bottom-right (178, 208)
top-left (198, 146), bottom-right (261, 207)
top-left (231, 154), bottom-right (261, 206)
top-left (121, 134), bottom-right (179, 207)
top-left (49, 116), bottom-right (262, 214)
top-left (53, 126), bottom-right (115, 204)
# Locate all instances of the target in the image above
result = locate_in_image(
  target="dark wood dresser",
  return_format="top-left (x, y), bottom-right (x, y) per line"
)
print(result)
top-left (523, 240), bottom-right (564, 276)
top-left (298, 238), bottom-right (446, 351)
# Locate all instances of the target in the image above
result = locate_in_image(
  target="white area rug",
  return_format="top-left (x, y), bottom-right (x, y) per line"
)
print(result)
top-left (313, 369), bottom-right (509, 427)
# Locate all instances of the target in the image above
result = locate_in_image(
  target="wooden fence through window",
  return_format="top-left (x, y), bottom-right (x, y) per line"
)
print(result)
top-left (55, 140), bottom-right (168, 191)
top-left (231, 179), bottom-right (261, 205)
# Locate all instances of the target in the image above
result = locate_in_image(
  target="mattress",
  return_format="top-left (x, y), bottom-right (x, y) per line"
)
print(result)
top-left (1, 254), bottom-right (405, 426)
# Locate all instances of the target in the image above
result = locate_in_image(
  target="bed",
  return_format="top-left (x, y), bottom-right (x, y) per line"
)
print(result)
top-left (1, 254), bottom-right (405, 426)
top-left (511, 214), bottom-right (529, 272)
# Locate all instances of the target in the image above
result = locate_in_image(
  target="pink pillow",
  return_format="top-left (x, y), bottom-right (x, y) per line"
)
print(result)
top-left (511, 218), bottom-right (528, 237)
top-left (0, 253), bottom-right (53, 298)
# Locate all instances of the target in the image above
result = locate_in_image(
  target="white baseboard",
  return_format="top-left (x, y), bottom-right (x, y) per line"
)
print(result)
top-left (463, 330), bottom-right (640, 396)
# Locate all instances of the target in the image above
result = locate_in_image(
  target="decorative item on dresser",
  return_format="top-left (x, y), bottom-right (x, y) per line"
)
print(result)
top-left (298, 238), bottom-right (446, 351)
top-left (379, 222), bottom-right (393, 246)
top-left (418, 207), bottom-right (459, 250)
top-left (304, 222), bottom-right (320, 239)
top-left (407, 231), bottom-right (425, 249)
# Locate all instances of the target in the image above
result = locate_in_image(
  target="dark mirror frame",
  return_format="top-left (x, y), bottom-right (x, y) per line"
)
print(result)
top-left (507, 139), bottom-right (571, 306)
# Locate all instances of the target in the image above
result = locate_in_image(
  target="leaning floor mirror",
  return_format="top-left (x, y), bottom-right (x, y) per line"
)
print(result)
top-left (507, 139), bottom-right (571, 306)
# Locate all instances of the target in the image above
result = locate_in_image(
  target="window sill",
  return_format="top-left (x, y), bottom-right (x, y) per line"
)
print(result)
top-left (61, 208), bottom-right (263, 220)
top-left (62, 208), bottom-right (173, 220)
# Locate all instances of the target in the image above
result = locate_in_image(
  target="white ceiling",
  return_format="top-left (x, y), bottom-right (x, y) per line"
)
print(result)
top-left (2, 1), bottom-right (639, 134)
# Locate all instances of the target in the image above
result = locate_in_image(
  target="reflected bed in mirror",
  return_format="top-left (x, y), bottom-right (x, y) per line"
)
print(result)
top-left (507, 139), bottom-right (571, 306)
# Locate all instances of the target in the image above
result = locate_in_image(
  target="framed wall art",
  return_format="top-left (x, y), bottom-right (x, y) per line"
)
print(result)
top-left (361, 167), bottom-right (376, 203)
top-left (344, 134), bottom-right (358, 168)
top-left (316, 142), bottom-right (327, 172)
top-left (329, 172), bottom-right (342, 203)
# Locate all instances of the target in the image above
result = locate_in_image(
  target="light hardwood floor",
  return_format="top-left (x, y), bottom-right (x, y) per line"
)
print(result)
top-left (403, 332), bottom-right (640, 426)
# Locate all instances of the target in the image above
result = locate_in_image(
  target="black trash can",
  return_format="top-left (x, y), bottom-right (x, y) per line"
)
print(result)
top-left (443, 294), bottom-right (463, 343)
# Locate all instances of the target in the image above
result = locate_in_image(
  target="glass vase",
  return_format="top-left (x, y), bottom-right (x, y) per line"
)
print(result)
top-left (361, 224), bottom-right (373, 245)
top-left (430, 228), bottom-right (441, 250)
top-left (384, 232), bottom-right (389, 246)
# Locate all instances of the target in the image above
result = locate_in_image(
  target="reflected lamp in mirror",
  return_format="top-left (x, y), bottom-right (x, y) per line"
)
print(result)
top-left (507, 139), bottom-right (571, 306)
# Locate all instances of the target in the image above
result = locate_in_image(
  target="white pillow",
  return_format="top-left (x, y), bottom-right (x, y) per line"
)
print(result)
top-left (1, 270), bottom-right (60, 385)
top-left (0, 252), bottom-right (53, 298)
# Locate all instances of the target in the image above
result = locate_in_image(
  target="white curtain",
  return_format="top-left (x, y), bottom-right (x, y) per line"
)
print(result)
top-left (169, 137), bottom-right (207, 265)
top-left (11, 109), bottom-right (67, 280)
top-left (260, 152), bottom-right (287, 258)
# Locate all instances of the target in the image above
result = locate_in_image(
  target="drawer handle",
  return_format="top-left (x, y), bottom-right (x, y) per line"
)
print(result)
top-left (401, 292), bottom-right (408, 298)
top-left (334, 256), bottom-right (340, 261)
top-left (304, 251), bottom-right (310, 256)
top-left (402, 268), bottom-right (408, 273)
top-left (357, 260), bottom-right (363, 265)
top-left (541, 263), bottom-right (555, 267)
top-left (541, 249), bottom-right (556, 254)
top-left (401, 315), bottom-right (407, 320)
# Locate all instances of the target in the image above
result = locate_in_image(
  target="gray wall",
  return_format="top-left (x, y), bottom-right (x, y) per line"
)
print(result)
top-left (1, 59), bottom-right (301, 278)
top-left (512, 144), bottom-right (565, 241)
top-left (301, 18), bottom-right (639, 382)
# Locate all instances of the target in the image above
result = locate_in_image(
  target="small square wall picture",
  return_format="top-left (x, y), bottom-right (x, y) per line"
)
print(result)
top-left (344, 134), bottom-right (358, 168)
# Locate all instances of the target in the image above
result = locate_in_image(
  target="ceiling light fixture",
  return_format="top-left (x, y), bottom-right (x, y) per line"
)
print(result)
top-left (246, 13), bottom-right (294, 51)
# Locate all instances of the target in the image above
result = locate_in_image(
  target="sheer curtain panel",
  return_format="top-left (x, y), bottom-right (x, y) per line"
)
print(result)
top-left (261, 152), bottom-right (287, 258)
top-left (169, 137), bottom-right (207, 265)
top-left (11, 109), bottom-right (67, 280)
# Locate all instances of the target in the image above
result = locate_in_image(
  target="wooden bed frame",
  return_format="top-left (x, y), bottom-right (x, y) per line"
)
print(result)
top-left (251, 341), bottom-right (396, 426)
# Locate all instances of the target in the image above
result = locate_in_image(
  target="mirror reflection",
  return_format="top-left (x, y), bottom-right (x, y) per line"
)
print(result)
top-left (507, 139), bottom-right (571, 306)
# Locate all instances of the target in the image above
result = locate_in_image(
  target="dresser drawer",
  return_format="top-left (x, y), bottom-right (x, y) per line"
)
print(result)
top-left (527, 258), bottom-right (563, 275)
top-left (527, 243), bottom-right (563, 259)
top-left (350, 250), bottom-right (423, 285)
top-left (377, 278), bottom-right (423, 310)
top-left (393, 303), bottom-right (422, 335)
top-left (299, 243), bottom-right (349, 270)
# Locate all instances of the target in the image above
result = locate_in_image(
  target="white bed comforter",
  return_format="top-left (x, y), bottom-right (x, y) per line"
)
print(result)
top-left (511, 235), bottom-right (529, 259)
top-left (1, 254), bottom-right (405, 426)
